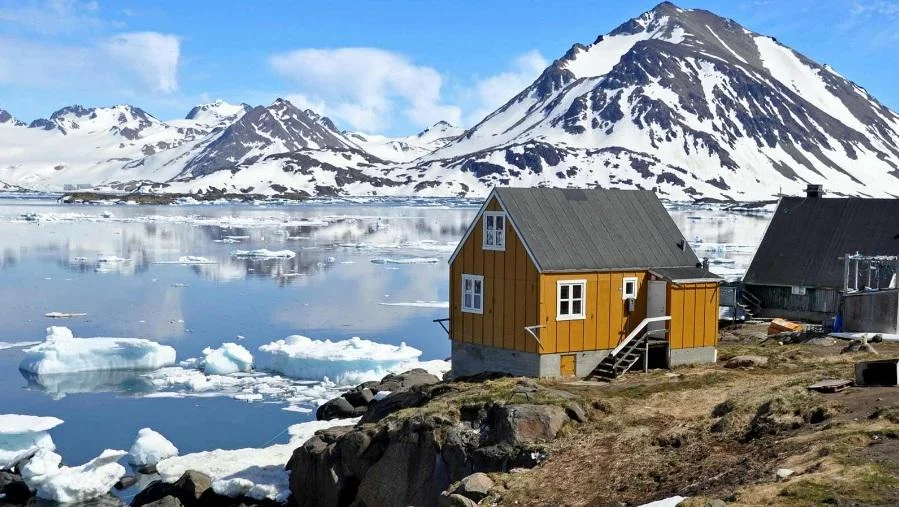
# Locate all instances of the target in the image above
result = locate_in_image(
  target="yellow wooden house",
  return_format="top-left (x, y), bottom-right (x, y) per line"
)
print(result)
top-left (447, 187), bottom-right (721, 379)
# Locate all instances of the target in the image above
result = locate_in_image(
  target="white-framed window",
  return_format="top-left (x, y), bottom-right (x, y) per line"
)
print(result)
top-left (483, 211), bottom-right (506, 251)
top-left (791, 286), bottom-right (807, 296)
top-left (557, 280), bottom-right (586, 321)
top-left (462, 274), bottom-right (484, 314)
top-left (622, 277), bottom-right (638, 300)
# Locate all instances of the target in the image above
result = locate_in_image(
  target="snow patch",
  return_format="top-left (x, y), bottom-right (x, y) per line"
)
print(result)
top-left (128, 428), bottom-right (178, 467)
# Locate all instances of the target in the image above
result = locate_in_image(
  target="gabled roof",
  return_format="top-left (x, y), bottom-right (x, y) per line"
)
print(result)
top-left (451, 187), bottom-right (701, 272)
top-left (744, 197), bottom-right (899, 288)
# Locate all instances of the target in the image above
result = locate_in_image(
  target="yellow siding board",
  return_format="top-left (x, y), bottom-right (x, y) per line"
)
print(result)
top-left (597, 274), bottom-right (612, 349)
top-left (584, 276), bottom-right (598, 350)
top-left (669, 287), bottom-right (684, 349)
top-left (526, 262), bottom-right (538, 353)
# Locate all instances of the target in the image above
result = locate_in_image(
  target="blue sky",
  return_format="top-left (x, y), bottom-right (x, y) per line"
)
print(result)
top-left (1, 0), bottom-right (898, 135)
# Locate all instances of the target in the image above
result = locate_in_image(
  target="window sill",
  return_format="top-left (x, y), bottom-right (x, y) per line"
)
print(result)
top-left (462, 308), bottom-right (484, 315)
top-left (483, 245), bottom-right (506, 251)
top-left (556, 314), bottom-right (586, 321)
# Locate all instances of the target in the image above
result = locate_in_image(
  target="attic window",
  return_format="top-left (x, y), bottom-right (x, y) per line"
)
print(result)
top-left (483, 212), bottom-right (506, 251)
top-left (623, 277), bottom-right (638, 300)
top-left (462, 274), bottom-right (484, 314)
top-left (557, 280), bottom-right (586, 321)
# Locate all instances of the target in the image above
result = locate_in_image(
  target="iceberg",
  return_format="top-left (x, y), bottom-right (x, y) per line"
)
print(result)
top-left (19, 327), bottom-right (177, 375)
top-left (128, 428), bottom-right (178, 468)
top-left (156, 418), bottom-right (359, 503)
top-left (21, 448), bottom-right (126, 504)
top-left (370, 256), bottom-right (439, 264)
top-left (202, 343), bottom-right (254, 375)
top-left (257, 334), bottom-right (422, 381)
top-left (0, 414), bottom-right (63, 470)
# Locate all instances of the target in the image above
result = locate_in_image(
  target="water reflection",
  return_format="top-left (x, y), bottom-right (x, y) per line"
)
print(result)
top-left (20, 368), bottom-right (156, 399)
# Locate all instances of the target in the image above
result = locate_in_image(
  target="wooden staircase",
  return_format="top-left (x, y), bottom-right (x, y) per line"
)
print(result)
top-left (589, 316), bottom-right (671, 381)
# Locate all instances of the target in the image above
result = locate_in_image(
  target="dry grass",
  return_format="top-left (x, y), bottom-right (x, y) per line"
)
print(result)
top-left (489, 340), bottom-right (899, 506)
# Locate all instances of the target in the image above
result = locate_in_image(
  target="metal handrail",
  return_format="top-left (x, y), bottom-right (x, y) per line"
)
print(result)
top-left (524, 325), bottom-right (544, 350)
top-left (609, 316), bottom-right (672, 357)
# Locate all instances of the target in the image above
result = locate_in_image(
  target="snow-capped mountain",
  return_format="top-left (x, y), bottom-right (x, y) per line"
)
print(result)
top-left (184, 100), bottom-right (253, 130)
top-left (412, 2), bottom-right (899, 199)
top-left (345, 121), bottom-right (463, 162)
top-left (2, 2), bottom-right (899, 199)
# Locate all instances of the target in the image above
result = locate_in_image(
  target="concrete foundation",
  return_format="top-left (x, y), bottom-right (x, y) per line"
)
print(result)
top-left (537, 350), bottom-right (611, 378)
top-left (451, 341), bottom-right (541, 378)
top-left (843, 290), bottom-right (899, 334)
top-left (669, 346), bottom-right (717, 367)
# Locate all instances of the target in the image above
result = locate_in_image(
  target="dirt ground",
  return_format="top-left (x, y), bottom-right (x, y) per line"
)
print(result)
top-left (490, 323), bottom-right (899, 506)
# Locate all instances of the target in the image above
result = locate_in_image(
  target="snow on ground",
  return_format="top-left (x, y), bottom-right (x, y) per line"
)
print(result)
top-left (156, 418), bottom-right (360, 503)
top-left (231, 249), bottom-right (296, 259)
top-left (257, 335), bottom-right (422, 382)
top-left (0, 415), bottom-right (63, 470)
top-left (0, 340), bottom-right (41, 350)
top-left (21, 448), bottom-right (126, 504)
top-left (378, 301), bottom-right (449, 309)
top-left (19, 327), bottom-right (176, 374)
top-left (203, 343), bottom-right (254, 375)
top-left (370, 257), bottom-right (439, 265)
top-left (128, 428), bottom-right (178, 467)
top-left (638, 496), bottom-right (687, 507)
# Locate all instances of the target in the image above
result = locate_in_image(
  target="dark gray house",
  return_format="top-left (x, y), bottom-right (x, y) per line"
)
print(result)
top-left (743, 186), bottom-right (899, 321)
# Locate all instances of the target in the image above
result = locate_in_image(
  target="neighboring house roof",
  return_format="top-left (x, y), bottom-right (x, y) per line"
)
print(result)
top-left (650, 266), bottom-right (721, 283)
top-left (450, 187), bottom-right (701, 272)
top-left (744, 197), bottom-right (899, 288)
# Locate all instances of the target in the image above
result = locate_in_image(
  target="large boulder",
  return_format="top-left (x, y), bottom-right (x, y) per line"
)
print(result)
top-left (316, 397), bottom-right (356, 421)
top-left (360, 388), bottom-right (433, 424)
top-left (132, 470), bottom-right (211, 507)
top-left (355, 429), bottom-right (446, 507)
top-left (140, 497), bottom-right (184, 507)
top-left (376, 369), bottom-right (440, 392)
top-left (342, 388), bottom-right (374, 408)
top-left (485, 404), bottom-right (569, 446)
top-left (454, 472), bottom-right (494, 501)
top-left (287, 427), bottom-right (356, 507)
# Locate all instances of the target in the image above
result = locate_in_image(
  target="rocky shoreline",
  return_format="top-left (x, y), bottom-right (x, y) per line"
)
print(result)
top-left (0, 369), bottom-right (586, 507)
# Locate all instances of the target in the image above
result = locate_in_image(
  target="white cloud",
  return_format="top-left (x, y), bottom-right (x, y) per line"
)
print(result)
top-left (103, 32), bottom-right (180, 93)
top-left (0, 31), bottom-right (180, 94)
top-left (0, 0), bottom-right (104, 34)
top-left (269, 47), bottom-right (461, 132)
top-left (462, 50), bottom-right (548, 126)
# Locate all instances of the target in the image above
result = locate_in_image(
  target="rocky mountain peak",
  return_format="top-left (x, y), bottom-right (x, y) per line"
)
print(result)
top-left (0, 108), bottom-right (24, 127)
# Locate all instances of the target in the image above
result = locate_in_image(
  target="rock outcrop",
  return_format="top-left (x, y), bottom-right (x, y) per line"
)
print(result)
top-left (316, 369), bottom-right (442, 422)
top-left (290, 377), bottom-right (586, 507)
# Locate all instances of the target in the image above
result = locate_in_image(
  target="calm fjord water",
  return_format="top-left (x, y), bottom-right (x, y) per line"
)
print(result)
top-left (0, 197), bottom-right (768, 464)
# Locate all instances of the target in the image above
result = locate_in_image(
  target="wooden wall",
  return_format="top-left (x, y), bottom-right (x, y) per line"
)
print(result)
top-left (449, 198), bottom-right (540, 353)
top-left (537, 272), bottom-right (649, 354)
top-left (667, 282), bottom-right (720, 349)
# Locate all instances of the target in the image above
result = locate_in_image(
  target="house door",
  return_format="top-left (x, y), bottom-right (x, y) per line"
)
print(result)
top-left (560, 354), bottom-right (576, 377)
top-left (647, 281), bottom-right (668, 332)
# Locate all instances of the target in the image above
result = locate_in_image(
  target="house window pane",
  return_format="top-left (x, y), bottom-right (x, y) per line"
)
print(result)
top-left (495, 230), bottom-right (503, 246)
top-left (560, 301), bottom-right (569, 315)
top-left (474, 280), bottom-right (482, 294)
top-left (560, 285), bottom-right (569, 299)
top-left (572, 284), bottom-right (582, 298)
top-left (464, 294), bottom-right (472, 308)
top-left (486, 215), bottom-right (494, 229)
top-left (573, 300), bottom-right (582, 315)
top-left (474, 294), bottom-right (481, 308)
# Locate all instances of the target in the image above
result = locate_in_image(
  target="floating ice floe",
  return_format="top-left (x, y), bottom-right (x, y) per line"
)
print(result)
top-left (153, 256), bottom-right (217, 265)
top-left (44, 312), bottom-right (87, 318)
top-left (379, 301), bottom-right (449, 309)
top-left (21, 368), bottom-right (155, 399)
top-left (156, 418), bottom-right (359, 503)
top-left (257, 335), bottom-right (422, 382)
top-left (0, 414), bottom-right (63, 470)
top-left (202, 343), bottom-right (254, 375)
top-left (0, 340), bottom-right (41, 350)
top-left (19, 327), bottom-right (176, 375)
top-left (370, 257), bottom-right (439, 265)
top-left (22, 448), bottom-right (126, 504)
top-left (128, 428), bottom-right (178, 468)
top-left (232, 249), bottom-right (296, 259)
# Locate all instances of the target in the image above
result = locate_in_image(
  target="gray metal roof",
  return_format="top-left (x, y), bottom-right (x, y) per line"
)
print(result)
top-left (744, 197), bottom-right (899, 288)
top-left (494, 187), bottom-right (701, 272)
top-left (650, 266), bottom-right (721, 283)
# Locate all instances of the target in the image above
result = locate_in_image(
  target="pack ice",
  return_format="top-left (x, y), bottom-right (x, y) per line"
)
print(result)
top-left (19, 327), bottom-right (176, 374)
top-left (128, 428), bottom-right (179, 467)
top-left (257, 334), bottom-right (422, 382)
top-left (0, 414), bottom-right (62, 470)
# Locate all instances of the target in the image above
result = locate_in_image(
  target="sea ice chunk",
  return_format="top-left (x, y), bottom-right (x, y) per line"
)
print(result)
top-left (231, 249), bottom-right (296, 259)
top-left (128, 428), bottom-right (178, 467)
top-left (21, 448), bottom-right (126, 504)
top-left (156, 418), bottom-right (359, 503)
top-left (19, 327), bottom-right (176, 375)
top-left (0, 415), bottom-right (63, 470)
top-left (257, 335), bottom-right (422, 381)
top-left (202, 343), bottom-right (254, 375)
